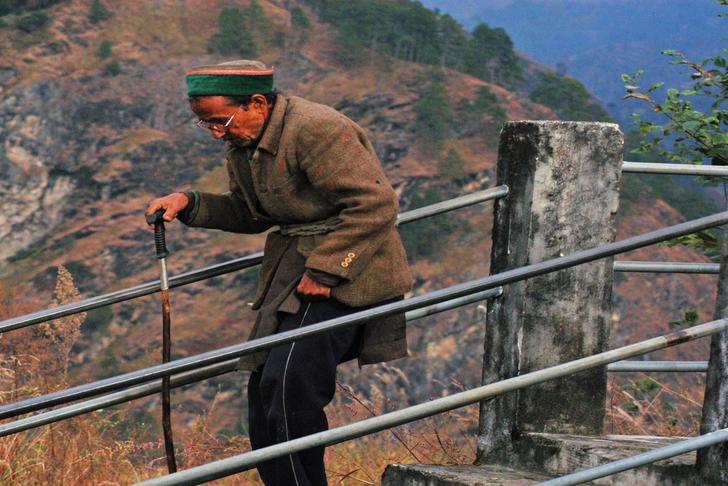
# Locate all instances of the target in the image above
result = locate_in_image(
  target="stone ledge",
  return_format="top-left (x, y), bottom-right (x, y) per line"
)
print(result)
top-left (381, 464), bottom-right (552, 486)
top-left (504, 432), bottom-right (696, 485)
top-left (383, 434), bottom-right (710, 485)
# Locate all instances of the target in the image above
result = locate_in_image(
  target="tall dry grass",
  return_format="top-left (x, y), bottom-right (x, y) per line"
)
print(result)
top-left (606, 374), bottom-right (705, 437)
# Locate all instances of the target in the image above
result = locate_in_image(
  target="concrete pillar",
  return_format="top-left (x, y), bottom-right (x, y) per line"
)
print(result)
top-left (478, 121), bottom-right (623, 463)
top-left (696, 235), bottom-right (728, 482)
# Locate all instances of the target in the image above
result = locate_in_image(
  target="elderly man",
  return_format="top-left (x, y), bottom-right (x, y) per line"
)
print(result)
top-left (146, 60), bottom-right (412, 486)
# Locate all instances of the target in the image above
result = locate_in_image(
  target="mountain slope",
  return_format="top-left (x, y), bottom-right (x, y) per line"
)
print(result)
top-left (421, 0), bottom-right (726, 125)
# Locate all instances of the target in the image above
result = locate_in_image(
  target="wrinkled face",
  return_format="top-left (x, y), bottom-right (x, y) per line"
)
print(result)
top-left (190, 95), bottom-right (270, 147)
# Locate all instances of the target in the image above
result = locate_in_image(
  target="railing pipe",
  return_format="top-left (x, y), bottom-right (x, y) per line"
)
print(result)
top-left (132, 318), bottom-right (728, 485)
top-left (614, 261), bottom-right (719, 274)
top-left (622, 161), bottom-right (728, 177)
top-left (395, 185), bottom-right (508, 226)
top-left (607, 360), bottom-right (708, 372)
top-left (1, 211), bottom-right (726, 420)
top-left (402, 288), bottom-right (500, 321)
top-left (0, 253), bottom-right (263, 335)
top-left (0, 186), bottom-right (508, 336)
top-left (536, 428), bottom-right (728, 486)
top-left (0, 288), bottom-right (501, 437)
top-left (0, 360), bottom-right (239, 438)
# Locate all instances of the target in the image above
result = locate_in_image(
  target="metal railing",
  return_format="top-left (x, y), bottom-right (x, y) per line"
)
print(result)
top-left (0, 289), bottom-right (502, 437)
top-left (613, 261), bottom-right (719, 274)
top-left (1, 211), bottom-right (725, 422)
top-left (133, 318), bottom-right (728, 485)
top-left (622, 161), bottom-right (728, 177)
top-left (0, 186), bottom-right (509, 335)
top-left (607, 360), bottom-right (708, 372)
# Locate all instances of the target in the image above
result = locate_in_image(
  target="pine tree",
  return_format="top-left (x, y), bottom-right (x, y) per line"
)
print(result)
top-left (209, 7), bottom-right (257, 57)
top-left (415, 78), bottom-right (451, 153)
top-left (89, 0), bottom-right (111, 24)
top-left (440, 148), bottom-right (466, 180)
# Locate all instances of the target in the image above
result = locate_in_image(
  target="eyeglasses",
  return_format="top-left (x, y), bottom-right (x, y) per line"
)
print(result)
top-left (194, 106), bottom-right (241, 132)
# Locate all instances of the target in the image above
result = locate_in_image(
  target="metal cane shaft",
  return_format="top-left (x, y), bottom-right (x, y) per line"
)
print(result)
top-left (159, 258), bottom-right (169, 291)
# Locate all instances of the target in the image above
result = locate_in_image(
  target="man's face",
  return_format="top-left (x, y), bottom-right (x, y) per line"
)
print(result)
top-left (190, 95), bottom-right (270, 147)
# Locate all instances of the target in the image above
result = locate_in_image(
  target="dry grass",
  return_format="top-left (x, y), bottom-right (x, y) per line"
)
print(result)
top-left (606, 374), bottom-right (705, 437)
top-left (323, 381), bottom-right (477, 485)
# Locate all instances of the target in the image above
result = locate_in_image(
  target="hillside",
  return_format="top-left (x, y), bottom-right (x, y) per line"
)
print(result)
top-left (0, 0), bottom-right (720, 482)
top-left (421, 0), bottom-right (726, 126)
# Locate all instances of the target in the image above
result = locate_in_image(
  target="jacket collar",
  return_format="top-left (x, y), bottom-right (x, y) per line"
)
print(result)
top-left (257, 95), bottom-right (288, 156)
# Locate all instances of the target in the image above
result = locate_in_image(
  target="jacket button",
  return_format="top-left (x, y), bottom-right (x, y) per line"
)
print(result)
top-left (341, 261), bottom-right (349, 268)
top-left (347, 252), bottom-right (355, 258)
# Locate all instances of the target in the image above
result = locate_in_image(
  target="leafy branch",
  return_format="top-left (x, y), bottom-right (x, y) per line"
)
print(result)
top-left (622, 45), bottom-right (728, 185)
top-left (621, 1), bottom-right (726, 259)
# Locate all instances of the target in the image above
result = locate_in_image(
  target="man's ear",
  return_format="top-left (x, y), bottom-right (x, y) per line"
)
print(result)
top-left (251, 94), bottom-right (267, 108)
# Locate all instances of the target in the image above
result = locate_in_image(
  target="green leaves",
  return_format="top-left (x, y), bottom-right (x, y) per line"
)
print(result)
top-left (669, 309), bottom-right (700, 329)
top-left (623, 46), bottom-right (727, 187)
top-left (647, 82), bottom-right (664, 93)
top-left (665, 230), bottom-right (720, 261)
top-left (681, 120), bottom-right (701, 131)
top-left (622, 6), bottom-right (727, 261)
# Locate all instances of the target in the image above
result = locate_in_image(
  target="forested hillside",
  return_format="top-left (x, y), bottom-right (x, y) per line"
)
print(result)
top-left (422, 0), bottom-right (726, 126)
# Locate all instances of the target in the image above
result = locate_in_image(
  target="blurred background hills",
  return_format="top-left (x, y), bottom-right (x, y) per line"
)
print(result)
top-left (422, 0), bottom-right (727, 125)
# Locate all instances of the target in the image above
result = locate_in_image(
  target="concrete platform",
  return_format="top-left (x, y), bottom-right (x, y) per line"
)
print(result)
top-left (383, 433), bottom-right (703, 485)
top-left (506, 432), bottom-right (696, 485)
top-left (382, 464), bottom-right (552, 485)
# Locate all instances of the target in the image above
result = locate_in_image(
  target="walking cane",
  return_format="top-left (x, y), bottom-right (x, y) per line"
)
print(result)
top-left (145, 208), bottom-right (178, 473)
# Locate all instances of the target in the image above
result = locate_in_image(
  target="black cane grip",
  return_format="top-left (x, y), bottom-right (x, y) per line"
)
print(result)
top-left (146, 209), bottom-right (169, 259)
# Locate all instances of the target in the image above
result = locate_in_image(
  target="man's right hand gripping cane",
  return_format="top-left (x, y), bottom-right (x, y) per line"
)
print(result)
top-left (145, 192), bottom-right (190, 228)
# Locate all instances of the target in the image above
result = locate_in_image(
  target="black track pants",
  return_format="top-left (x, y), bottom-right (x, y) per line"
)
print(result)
top-left (247, 298), bottom-right (363, 486)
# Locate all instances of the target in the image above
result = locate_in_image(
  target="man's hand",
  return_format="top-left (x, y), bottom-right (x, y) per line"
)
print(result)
top-left (145, 193), bottom-right (189, 228)
top-left (296, 273), bottom-right (331, 299)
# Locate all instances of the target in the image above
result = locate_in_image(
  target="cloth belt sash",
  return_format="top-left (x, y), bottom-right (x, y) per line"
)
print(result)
top-left (279, 216), bottom-right (342, 236)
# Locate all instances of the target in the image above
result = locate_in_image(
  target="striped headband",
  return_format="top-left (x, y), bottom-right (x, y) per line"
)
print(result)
top-left (186, 65), bottom-right (275, 96)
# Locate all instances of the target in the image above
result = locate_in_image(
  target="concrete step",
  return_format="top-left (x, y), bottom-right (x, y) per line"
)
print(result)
top-left (382, 464), bottom-right (553, 486)
top-left (383, 433), bottom-right (703, 485)
top-left (507, 432), bottom-right (695, 485)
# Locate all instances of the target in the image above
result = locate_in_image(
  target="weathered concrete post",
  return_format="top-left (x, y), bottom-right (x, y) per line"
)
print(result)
top-left (478, 121), bottom-right (623, 463)
top-left (696, 235), bottom-right (728, 482)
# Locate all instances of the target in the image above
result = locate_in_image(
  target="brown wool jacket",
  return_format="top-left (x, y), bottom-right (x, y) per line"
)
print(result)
top-left (182, 95), bottom-right (413, 367)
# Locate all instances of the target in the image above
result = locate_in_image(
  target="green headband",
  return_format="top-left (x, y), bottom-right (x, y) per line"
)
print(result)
top-left (186, 67), bottom-right (275, 96)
